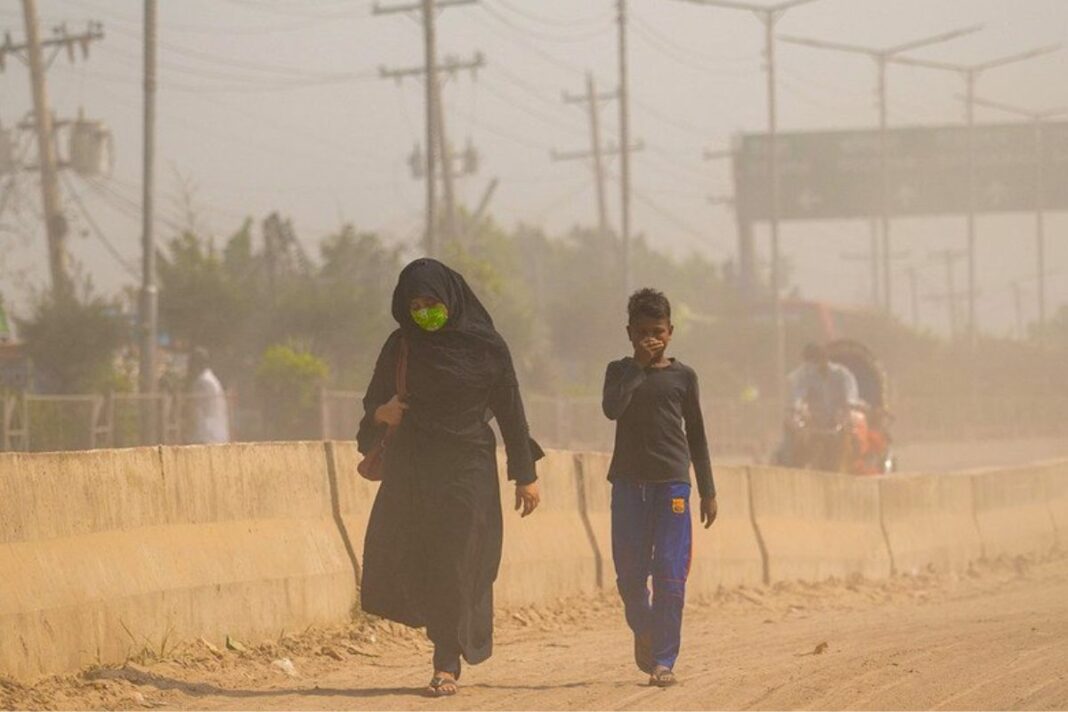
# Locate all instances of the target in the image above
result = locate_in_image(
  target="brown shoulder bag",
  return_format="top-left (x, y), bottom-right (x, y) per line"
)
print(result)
top-left (357, 337), bottom-right (409, 481)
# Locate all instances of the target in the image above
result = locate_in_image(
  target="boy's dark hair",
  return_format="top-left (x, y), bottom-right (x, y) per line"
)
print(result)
top-left (628, 288), bottom-right (671, 324)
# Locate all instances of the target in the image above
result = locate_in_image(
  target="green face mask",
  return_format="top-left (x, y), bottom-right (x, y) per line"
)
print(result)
top-left (410, 304), bottom-right (449, 332)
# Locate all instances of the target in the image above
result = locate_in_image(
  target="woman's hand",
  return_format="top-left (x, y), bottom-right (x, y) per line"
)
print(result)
top-left (700, 496), bottom-right (718, 529)
top-left (515, 482), bottom-right (541, 517)
top-left (374, 395), bottom-right (408, 428)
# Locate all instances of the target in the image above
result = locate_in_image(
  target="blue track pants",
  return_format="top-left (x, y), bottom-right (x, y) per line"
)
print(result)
top-left (611, 481), bottom-right (693, 670)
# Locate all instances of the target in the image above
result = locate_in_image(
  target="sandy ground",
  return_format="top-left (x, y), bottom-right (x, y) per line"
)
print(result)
top-left (5, 554), bottom-right (1067, 711)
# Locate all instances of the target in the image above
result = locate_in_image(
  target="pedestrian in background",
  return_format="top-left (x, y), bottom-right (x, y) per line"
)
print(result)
top-left (186, 347), bottom-right (230, 444)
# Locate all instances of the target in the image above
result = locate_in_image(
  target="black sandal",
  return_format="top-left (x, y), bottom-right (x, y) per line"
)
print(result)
top-left (426, 674), bottom-right (459, 697)
top-left (650, 665), bottom-right (678, 687)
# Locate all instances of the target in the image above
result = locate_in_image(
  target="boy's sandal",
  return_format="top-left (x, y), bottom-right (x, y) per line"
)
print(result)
top-left (650, 666), bottom-right (678, 688)
top-left (426, 675), bottom-right (459, 697)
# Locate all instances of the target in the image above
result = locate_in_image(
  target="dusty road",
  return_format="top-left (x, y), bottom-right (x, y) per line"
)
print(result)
top-left (10, 555), bottom-right (1067, 711)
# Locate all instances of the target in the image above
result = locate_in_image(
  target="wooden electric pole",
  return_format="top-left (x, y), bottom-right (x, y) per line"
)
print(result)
top-left (2, 11), bottom-right (104, 300)
top-left (557, 73), bottom-right (621, 239)
top-left (22, 0), bottom-right (67, 299)
top-left (5, 7), bottom-right (99, 299)
top-left (374, 0), bottom-right (480, 255)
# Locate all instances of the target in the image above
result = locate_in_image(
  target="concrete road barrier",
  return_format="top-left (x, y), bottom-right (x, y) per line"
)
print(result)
top-left (748, 466), bottom-right (891, 582)
top-left (970, 464), bottom-right (1058, 559)
top-left (326, 440), bottom-right (378, 578)
top-left (572, 456), bottom-right (764, 594)
top-left (0, 443), bottom-right (355, 680)
top-left (4, 441), bottom-right (1065, 683)
top-left (574, 451), bottom-right (613, 591)
top-left (496, 450), bottom-right (600, 606)
top-left (879, 473), bottom-right (982, 574)
top-left (1043, 460), bottom-right (1068, 549)
top-left (689, 466), bottom-right (765, 592)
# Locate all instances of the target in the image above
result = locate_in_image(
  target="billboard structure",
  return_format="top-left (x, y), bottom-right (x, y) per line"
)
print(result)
top-left (734, 121), bottom-right (1068, 222)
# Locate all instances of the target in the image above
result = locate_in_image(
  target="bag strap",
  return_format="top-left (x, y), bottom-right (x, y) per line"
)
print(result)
top-left (395, 336), bottom-right (410, 398)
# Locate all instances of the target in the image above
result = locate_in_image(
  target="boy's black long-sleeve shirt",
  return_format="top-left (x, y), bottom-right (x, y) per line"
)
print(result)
top-left (602, 357), bottom-right (716, 499)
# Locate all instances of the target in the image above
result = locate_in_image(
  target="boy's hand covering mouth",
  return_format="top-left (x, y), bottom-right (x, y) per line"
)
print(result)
top-left (635, 338), bottom-right (664, 367)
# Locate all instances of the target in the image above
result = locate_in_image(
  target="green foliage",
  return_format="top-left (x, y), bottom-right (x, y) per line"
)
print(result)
top-left (159, 221), bottom-right (401, 395)
top-left (278, 225), bottom-right (403, 389)
top-left (158, 224), bottom-right (258, 368)
top-left (255, 343), bottom-right (329, 440)
top-left (16, 287), bottom-right (128, 393)
top-left (443, 216), bottom-right (545, 386)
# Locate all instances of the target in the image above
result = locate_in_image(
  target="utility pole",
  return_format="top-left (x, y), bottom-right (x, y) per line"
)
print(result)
top-left (675, 0), bottom-right (822, 407)
top-left (375, 0), bottom-right (481, 254)
top-left (139, 0), bottom-right (158, 399)
top-left (557, 73), bottom-right (620, 239)
top-left (20, 0), bottom-right (64, 299)
top-left (907, 266), bottom-right (919, 330)
top-left (892, 43), bottom-right (1062, 345)
top-left (929, 248), bottom-right (967, 339)
top-left (1011, 281), bottom-right (1024, 340)
top-left (841, 238), bottom-right (908, 310)
top-left (430, 60), bottom-right (458, 243)
top-left (422, 0), bottom-right (440, 254)
top-left (780, 25), bottom-right (980, 315)
top-left (4, 8), bottom-right (103, 300)
top-left (551, 140), bottom-right (644, 226)
top-left (964, 95), bottom-right (1068, 340)
top-left (617, 0), bottom-right (632, 297)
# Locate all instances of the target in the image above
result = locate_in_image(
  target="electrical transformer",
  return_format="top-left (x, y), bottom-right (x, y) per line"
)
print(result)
top-left (68, 117), bottom-right (113, 177)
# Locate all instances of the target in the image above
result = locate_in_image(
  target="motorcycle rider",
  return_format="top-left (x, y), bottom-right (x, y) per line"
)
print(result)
top-left (778, 342), bottom-right (862, 468)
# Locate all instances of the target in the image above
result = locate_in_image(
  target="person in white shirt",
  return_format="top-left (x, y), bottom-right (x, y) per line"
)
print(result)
top-left (787, 342), bottom-right (863, 429)
top-left (187, 348), bottom-right (231, 444)
top-left (775, 342), bottom-right (863, 467)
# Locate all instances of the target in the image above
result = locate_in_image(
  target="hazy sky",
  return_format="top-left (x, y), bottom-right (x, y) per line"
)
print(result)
top-left (2, 0), bottom-right (1067, 337)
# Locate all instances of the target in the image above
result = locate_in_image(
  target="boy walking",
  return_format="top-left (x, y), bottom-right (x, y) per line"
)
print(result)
top-left (602, 288), bottom-right (717, 687)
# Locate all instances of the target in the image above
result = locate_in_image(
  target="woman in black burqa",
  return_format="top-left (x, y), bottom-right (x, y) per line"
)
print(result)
top-left (357, 258), bottom-right (543, 697)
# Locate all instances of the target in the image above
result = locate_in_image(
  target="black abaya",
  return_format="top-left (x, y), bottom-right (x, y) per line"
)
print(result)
top-left (357, 259), bottom-right (541, 671)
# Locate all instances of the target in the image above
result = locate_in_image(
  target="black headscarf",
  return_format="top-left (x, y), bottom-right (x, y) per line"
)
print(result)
top-left (391, 258), bottom-right (515, 390)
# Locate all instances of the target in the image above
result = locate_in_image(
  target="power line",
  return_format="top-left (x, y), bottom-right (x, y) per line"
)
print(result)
top-left (629, 13), bottom-right (756, 76)
top-left (481, 2), bottom-right (612, 44)
top-left (55, 0), bottom-right (349, 35)
top-left (218, 0), bottom-right (372, 20)
top-left (632, 188), bottom-right (726, 256)
top-left (471, 6), bottom-right (583, 74)
top-left (60, 171), bottom-right (139, 278)
top-left (94, 36), bottom-right (376, 88)
top-left (490, 0), bottom-right (612, 30)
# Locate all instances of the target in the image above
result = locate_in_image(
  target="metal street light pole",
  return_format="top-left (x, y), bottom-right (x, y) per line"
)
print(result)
top-left (677, 0), bottom-right (822, 407)
top-left (779, 25), bottom-right (981, 316)
top-left (964, 94), bottom-right (1068, 340)
top-left (890, 43), bottom-right (1062, 346)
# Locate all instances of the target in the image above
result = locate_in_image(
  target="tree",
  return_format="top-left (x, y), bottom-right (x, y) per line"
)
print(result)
top-left (272, 225), bottom-right (402, 388)
top-left (17, 286), bottom-right (128, 393)
top-left (158, 222), bottom-right (259, 370)
top-left (255, 343), bottom-right (328, 440)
